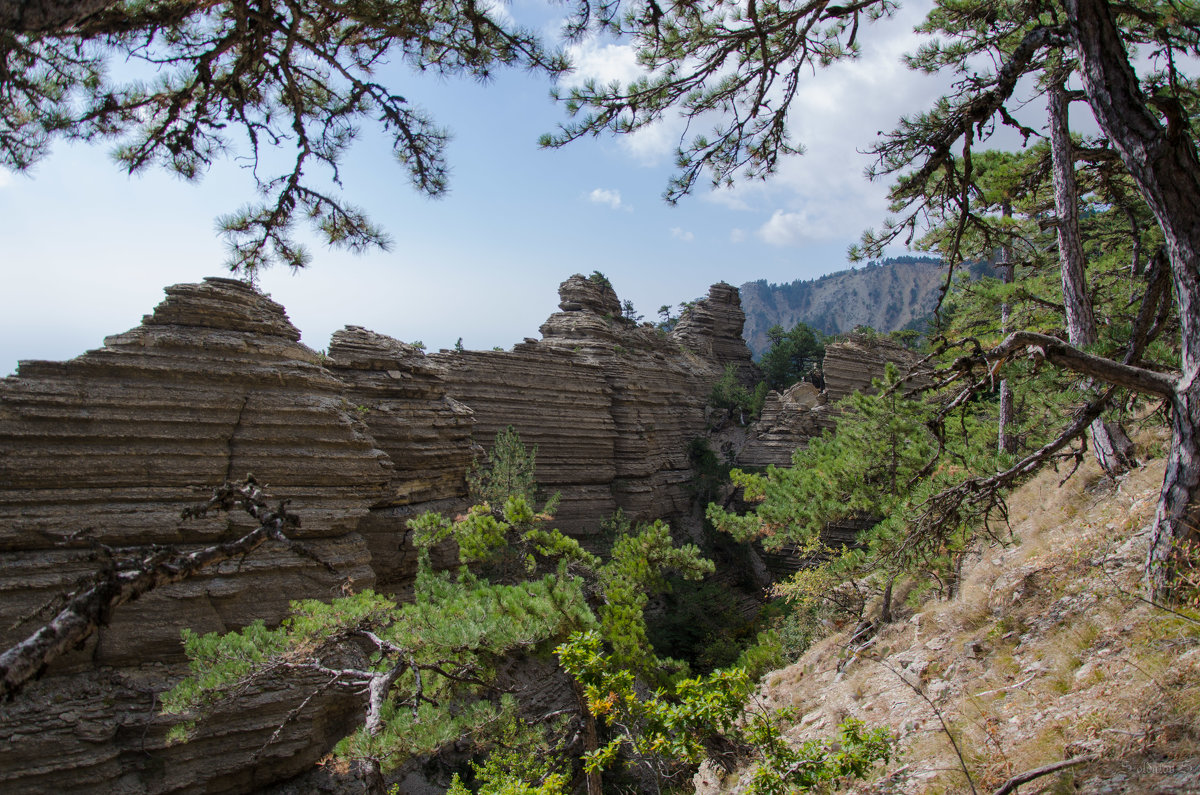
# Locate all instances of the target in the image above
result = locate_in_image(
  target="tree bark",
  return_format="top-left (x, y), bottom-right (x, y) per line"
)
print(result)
top-left (1048, 71), bottom-right (1133, 476)
top-left (0, 0), bottom-right (119, 33)
top-left (1067, 0), bottom-right (1200, 599)
top-left (996, 207), bottom-right (1017, 457)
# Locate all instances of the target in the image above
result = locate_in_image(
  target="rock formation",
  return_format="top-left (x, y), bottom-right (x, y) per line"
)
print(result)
top-left (822, 334), bottom-right (925, 403)
top-left (0, 279), bottom-right (386, 794)
top-left (0, 273), bottom-right (756, 793)
top-left (324, 326), bottom-right (477, 598)
top-left (736, 382), bottom-right (833, 467)
top-left (431, 277), bottom-right (757, 539)
top-left (736, 334), bottom-right (925, 468)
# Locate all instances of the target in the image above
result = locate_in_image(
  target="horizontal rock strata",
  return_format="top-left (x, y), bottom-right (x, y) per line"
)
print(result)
top-left (432, 277), bottom-right (757, 538)
top-left (324, 326), bottom-right (477, 597)
top-left (737, 335), bottom-right (925, 468)
top-left (0, 279), bottom-right (388, 794)
top-left (736, 382), bottom-right (834, 467)
top-left (0, 273), bottom-right (758, 793)
top-left (823, 334), bottom-right (924, 403)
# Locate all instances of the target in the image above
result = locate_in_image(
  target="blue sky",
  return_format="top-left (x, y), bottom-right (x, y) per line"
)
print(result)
top-left (1, 1), bottom-right (958, 375)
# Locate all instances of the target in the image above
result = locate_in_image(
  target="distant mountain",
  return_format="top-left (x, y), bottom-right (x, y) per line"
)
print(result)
top-left (740, 256), bottom-right (952, 357)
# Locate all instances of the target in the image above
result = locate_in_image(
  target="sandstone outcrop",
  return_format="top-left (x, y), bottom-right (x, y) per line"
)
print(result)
top-left (823, 334), bottom-right (924, 403)
top-left (431, 278), bottom-right (757, 538)
top-left (0, 273), bottom-right (757, 793)
top-left (736, 334), bottom-right (925, 468)
top-left (736, 382), bottom-right (833, 467)
top-left (324, 325), bottom-right (476, 597)
top-left (0, 278), bottom-right (388, 794)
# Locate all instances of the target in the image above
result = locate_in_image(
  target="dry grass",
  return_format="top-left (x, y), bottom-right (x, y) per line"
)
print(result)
top-left (695, 425), bottom-right (1200, 795)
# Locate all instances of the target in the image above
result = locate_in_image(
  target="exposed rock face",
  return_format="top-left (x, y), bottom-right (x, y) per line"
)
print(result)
top-left (823, 334), bottom-right (924, 402)
top-left (431, 276), bottom-right (758, 538)
top-left (0, 273), bottom-right (757, 793)
top-left (671, 282), bottom-right (761, 382)
top-left (736, 382), bottom-right (833, 467)
top-left (736, 334), bottom-right (924, 467)
top-left (324, 326), bottom-right (477, 597)
top-left (0, 278), bottom-right (390, 794)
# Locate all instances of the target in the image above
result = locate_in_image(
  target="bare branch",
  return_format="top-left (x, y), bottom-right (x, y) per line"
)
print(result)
top-left (992, 754), bottom-right (1099, 795)
top-left (0, 478), bottom-right (310, 701)
top-left (986, 331), bottom-right (1178, 398)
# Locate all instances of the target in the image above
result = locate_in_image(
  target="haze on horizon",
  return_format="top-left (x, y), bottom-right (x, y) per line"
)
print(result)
top-left (0, 0), bottom-right (957, 376)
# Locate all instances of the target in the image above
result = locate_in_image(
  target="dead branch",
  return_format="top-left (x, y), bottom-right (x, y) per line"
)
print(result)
top-left (0, 477), bottom-right (311, 701)
top-left (992, 753), bottom-right (1098, 795)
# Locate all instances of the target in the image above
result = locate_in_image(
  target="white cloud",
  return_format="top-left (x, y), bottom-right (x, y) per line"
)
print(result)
top-left (729, 228), bottom-right (746, 243)
top-left (588, 188), bottom-right (630, 211)
top-left (688, 2), bottom-right (968, 246)
top-left (703, 186), bottom-right (755, 211)
top-left (563, 39), bottom-right (643, 89)
top-left (0, 170), bottom-right (11, 189)
top-left (561, 37), bottom-right (684, 166)
top-left (670, 227), bottom-right (694, 242)
top-left (757, 210), bottom-right (830, 246)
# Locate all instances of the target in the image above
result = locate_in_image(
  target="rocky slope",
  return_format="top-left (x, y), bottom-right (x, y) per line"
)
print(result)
top-left (696, 432), bottom-right (1200, 794)
top-left (739, 257), bottom-right (946, 356)
top-left (0, 273), bottom-right (756, 793)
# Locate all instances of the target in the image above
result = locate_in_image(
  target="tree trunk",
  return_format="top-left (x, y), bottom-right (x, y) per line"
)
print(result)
top-left (1048, 71), bottom-right (1133, 477)
top-left (1067, 0), bottom-right (1200, 599)
top-left (997, 208), bottom-right (1017, 457)
top-left (573, 681), bottom-right (603, 795)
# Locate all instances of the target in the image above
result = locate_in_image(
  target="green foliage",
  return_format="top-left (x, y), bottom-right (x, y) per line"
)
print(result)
top-left (621, 299), bottom-right (643, 323)
top-left (162, 577), bottom-right (593, 771)
top-left (467, 426), bottom-right (541, 512)
top-left (443, 711), bottom-right (572, 795)
top-left (163, 426), bottom-right (729, 784)
top-left (587, 271), bottom-right (613, 290)
top-left (709, 364), bottom-right (767, 425)
top-left (556, 631), bottom-right (892, 793)
top-left (645, 576), bottom-right (748, 672)
top-left (558, 630), bottom-right (752, 775)
top-left (759, 322), bottom-right (826, 392)
top-left (709, 363), bottom-right (1013, 602)
top-left (596, 518), bottom-right (714, 673)
top-left (741, 716), bottom-right (892, 795)
top-left (686, 436), bottom-right (735, 506)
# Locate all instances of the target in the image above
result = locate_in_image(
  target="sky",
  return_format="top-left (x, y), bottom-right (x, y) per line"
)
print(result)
top-left (1, 0), bottom-right (968, 375)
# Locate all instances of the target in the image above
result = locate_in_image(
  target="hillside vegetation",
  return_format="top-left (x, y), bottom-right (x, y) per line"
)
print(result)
top-left (699, 430), bottom-right (1200, 794)
top-left (739, 258), bottom-right (958, 357)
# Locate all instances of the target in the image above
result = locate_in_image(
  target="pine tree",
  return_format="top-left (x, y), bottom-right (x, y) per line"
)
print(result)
top-left (161, 429), bottom-right (715, 789)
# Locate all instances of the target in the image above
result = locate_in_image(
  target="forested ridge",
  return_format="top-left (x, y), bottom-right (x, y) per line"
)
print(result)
top-left (4, 0), bottom-right (1200, 792)
top-left (739, 257), bottom-right (951, 357)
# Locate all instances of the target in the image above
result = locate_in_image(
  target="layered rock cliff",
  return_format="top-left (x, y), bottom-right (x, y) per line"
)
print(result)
top-left (431, 276), bottom-right (756, 539)
top-left (0, 279), bottom-right (386, 794)
top-left (0, 274), bottom-right (756, 793)
top-left (736, 334), bottom-right (925, 468)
